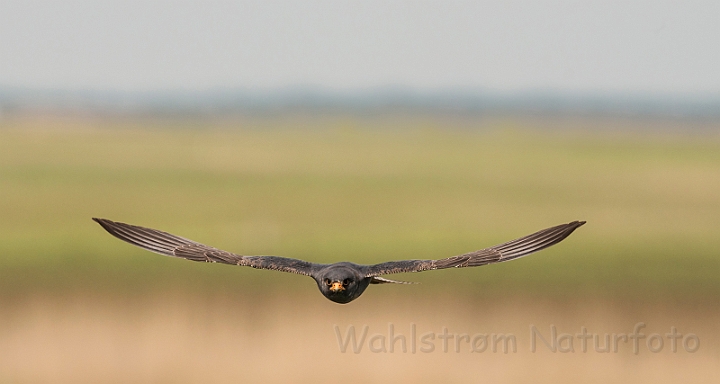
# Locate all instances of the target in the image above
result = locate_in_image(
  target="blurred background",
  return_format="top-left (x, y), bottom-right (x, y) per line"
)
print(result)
top-left (1, 1), bottom-right (719, 382)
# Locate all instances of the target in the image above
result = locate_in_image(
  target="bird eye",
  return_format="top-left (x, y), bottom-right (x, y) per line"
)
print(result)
top-left (323, 278), bottom-right (331, 286)
top-left (343, 279), bottom-right (351, 286)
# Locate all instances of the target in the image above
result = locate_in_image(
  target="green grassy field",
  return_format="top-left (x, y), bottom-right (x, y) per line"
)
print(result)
top-left (0, 114), bottom-right (718, 301)
top-left (1, 114), bottom-right (719, 383)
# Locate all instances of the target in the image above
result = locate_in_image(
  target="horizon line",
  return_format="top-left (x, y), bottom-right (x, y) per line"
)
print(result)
top-left (1, 86), bottom-right (719, 119)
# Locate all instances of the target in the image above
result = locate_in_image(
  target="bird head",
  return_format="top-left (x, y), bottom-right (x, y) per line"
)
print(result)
top-left (315, 264), bottom-right (370, 304)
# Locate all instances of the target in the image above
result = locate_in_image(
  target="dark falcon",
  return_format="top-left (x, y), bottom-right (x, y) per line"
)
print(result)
top-left (93, 218), bottom-right (585, 304)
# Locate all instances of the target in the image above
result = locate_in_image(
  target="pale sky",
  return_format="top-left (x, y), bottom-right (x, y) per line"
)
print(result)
top-left (1, 1), bottom-right (719, 94)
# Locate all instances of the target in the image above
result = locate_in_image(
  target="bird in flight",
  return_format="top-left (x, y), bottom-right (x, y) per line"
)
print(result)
top-left (93, 218), bottom-right (585, 304)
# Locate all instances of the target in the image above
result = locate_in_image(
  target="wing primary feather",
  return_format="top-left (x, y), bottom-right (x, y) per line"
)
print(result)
top-left (95, 220), bottom-right (168, 254)
top-left (493, 221), bottom-right (584, 261)
top-left (130, 225), bottom-right (193, 248)
top-left (492, 223), bottom-right (569, 253)
top-left (493, 226), bottom-right (570, 259)
top-left (103, 222), bottom-right (179, 256)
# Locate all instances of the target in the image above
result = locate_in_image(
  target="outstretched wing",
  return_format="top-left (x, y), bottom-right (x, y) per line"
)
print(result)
top-left (93, 218), bottom-right (316, 276)
top-left (364, 221), bottom-right (585, 277)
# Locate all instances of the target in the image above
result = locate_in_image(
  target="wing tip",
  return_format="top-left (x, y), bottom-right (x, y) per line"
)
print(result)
top-left (95, 218), bottom-right (147, 233)
top-left (92, 217), bottom-right (115, 224)
top-left (569, 220), bottom-right (587, 230)
top-left (92, 217), bottom-right (119, 232)
top-left (560, 220), bottom-right (586, 239)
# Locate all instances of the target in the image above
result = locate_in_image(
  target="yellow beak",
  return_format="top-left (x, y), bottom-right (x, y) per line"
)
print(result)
top-left (330, 282), bottom-right (345, 292)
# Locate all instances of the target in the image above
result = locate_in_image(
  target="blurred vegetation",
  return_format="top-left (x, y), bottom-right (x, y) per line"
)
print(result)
top-left (1, 114), bottom-right (718, 303)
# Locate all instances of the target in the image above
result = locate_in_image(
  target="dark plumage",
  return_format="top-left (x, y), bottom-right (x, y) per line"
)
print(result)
top-left (93, 218), bottom-right (585, 304)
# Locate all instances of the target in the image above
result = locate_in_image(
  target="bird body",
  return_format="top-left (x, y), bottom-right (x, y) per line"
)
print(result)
top-left (93, 218), bottom-right (585, 304)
